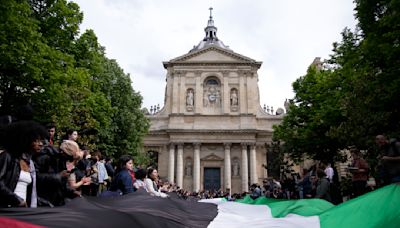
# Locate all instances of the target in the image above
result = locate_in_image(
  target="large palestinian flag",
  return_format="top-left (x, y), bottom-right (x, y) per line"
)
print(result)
top-left (0, 184), bottom-right (399, 228)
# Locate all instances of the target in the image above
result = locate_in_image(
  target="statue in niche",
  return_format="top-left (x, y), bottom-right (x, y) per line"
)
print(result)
top-left (232, 158), bottom-right (240, 176)
top-left (186, 89), bottom-right (194, 107)
top-left (230, 89), bottom-right (238, 106)
top-left (185, 159), bottom-right (192, 176)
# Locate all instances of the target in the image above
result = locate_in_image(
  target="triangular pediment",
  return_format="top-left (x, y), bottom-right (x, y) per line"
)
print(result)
top-left (201, 153), bottom-right (224, 161)
top-left (168, 46), bottom-right (257, 63)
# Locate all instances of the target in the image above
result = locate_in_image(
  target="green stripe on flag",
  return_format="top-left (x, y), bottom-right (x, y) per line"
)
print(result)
top-left (236, 195), bottom-right (333, 217)
top-left (233, 184), bottom-right (400, 228)
top-left (319, 184), bottom-right (400, 228)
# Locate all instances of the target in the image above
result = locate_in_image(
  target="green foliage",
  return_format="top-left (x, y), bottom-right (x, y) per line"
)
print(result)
top-left (274, 0), bottom-right (400, 164)
top-left (0, 0), bottom-right (149, 160)
top-left (274, 66), bottom-right (345, 163)
top-left (266, 140), bottom-right (296, 179)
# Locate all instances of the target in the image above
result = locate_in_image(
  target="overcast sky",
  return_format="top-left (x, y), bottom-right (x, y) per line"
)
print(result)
top-left (73, 0), bottom-right (357, 111)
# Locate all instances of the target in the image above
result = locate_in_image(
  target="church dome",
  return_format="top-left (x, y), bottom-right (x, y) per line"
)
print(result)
top-left (189, 7), bottom-right (231, 52)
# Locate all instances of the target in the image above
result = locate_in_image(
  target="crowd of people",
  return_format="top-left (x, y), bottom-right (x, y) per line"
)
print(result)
top-left (1, 120), bottom-right (399, 208)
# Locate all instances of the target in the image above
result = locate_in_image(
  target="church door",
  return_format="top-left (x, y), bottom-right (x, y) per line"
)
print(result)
top-left (203, 168), bottom-right (221, 191)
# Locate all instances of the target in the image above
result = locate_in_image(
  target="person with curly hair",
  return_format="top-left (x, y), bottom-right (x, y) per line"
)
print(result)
top-left (0, 121), bottom-right (47, 207)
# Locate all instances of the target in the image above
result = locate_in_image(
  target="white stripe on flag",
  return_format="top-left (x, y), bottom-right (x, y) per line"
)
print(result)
top-left (205, 201), bottom-right (320, 228)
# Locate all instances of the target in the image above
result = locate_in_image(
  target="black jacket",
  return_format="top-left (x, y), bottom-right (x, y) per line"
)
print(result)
top-left (33, 149), bottom-right (69, 206)
top-left (0, 152), bottom-right (31, 207)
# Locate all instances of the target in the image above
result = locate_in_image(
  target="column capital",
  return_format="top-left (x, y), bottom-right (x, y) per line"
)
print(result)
top-left (249, 143), bottom-right (256, 150)
top-left (221, 70), bottom-right (230, 76)
top-left (240, 142), bottom-right (249, 148)
top-left (193, 142), bottom-right (201, 150)
top-left (169, 143), bottom-right (175, 148)
top-left (256, 143), bottom-right (265, 150)
top-left (177, 143), bottom-right (184, 149)
top-left (224, 142), bottom-right (232, 149)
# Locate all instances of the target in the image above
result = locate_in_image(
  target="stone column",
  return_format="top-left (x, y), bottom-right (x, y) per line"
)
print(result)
top-left (241, 143), bottom-right (249, 192)
top-left (249, 143), bottom-right (258, 184)
top-left (224, 143), bottom-right (232, 191)
top-left (168, 143), bottom-right (175, 183)
top-left (176, 143), bottom-right (184, 188)
top-left (193, 143), bottom-right (201, 192)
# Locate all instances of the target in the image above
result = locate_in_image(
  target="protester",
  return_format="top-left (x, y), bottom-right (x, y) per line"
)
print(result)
top-left (376, 135), bottom-right (400, 185)
top-left (349, 148), bottom-right (369, 198)
top-left (323, 163), bottom-right (334, 183)
top-left (133, 169), bottom-right (146, 191)
top-left (249, 184), bottom-right (262, 199)
top-left (76, 146), bottom-right (92, 196)
top-left (104, 157), bottom-right (115, 180)
top-left (144, 168), bottom-right (168, 198)
top-left (46, 123), bottom-right (57, 146)
top-left (314, 169), bottom-right (331, 202)
top-left (60, 140), bottom-right (90, 197)
top-left (64, 129), bottom-right (78, 142)
top-left (109, 155), bottom-right (135, 195)
top-left (88, 150), bottom-right (109, 196)
top-left (297, 168), bottom-right (313, 199)
top-left (0, 121), bottom-right (47, 208)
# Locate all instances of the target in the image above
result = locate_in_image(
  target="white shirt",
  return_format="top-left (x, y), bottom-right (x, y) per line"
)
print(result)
top-left (14, 170), bottom-right (32, 201)
top-left (144, 178), bottom-right (168, 198)
top-left (325, 167), bottom-right (334, 183)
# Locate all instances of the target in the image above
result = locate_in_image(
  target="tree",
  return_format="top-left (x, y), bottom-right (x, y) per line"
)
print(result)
top-left (0, 0), bottom-right (46, 117)
top-left (1, 0), bottom-right (149, 160)
top-left (72, 29), bottom-right (149, 158)
top-left (273, 64), bottom-right (346, 163)
top-left (333, 0), bottom-right (400, 147)
top-left (274, 0), bottom-right (400, 165)
top-left (28, 0), bottom-right (83, 52)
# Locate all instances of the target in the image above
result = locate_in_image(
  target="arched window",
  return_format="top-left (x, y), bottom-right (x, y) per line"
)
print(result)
top-left (205, 78), bottom-right (219, 86)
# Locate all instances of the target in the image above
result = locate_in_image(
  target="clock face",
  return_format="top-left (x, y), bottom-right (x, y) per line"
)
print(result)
top-left (208, 94), bottom-right (216, 101)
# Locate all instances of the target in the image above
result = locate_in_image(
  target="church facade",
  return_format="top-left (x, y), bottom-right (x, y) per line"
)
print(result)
top-left (143, 10), bottom-right (283, 193)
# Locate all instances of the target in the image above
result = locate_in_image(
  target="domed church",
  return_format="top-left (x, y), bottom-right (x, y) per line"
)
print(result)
top-left (143, 8), bottom-right (283, 194)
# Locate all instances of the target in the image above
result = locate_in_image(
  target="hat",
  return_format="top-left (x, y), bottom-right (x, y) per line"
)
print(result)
top-left (60, 140), bottom-right (81, 159)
